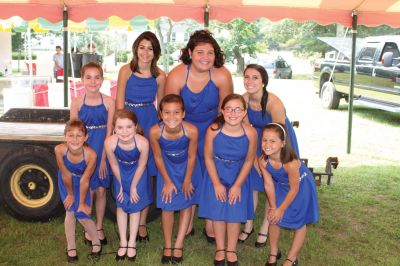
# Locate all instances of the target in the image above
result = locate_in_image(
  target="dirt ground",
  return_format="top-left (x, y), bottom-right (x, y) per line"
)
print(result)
top-left (233, 78), bottom-right (400, 168)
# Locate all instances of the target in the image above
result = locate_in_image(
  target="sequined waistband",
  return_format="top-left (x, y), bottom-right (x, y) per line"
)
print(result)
top-left (125, 101), bottom-right (154, 108)
top-left (86, 124), bottom-right (107, 130)
top-left (118, 158), bottom-right (137, 165)
top-left (165, 150), bottom-right (186, 157)
top-left (214, 155), bottom-right (240, 163)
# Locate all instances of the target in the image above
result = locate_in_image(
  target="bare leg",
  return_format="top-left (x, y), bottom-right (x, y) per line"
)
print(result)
top-left (84, 189), bottom-right (95, 241)
top-left (226, 222), bottom-right (240, 262)
top-left (162, 210), bottom-right (174, 257)
top-left (213, 221), bottom-right (226, 261)
top-left (256, 199), bottom-right (270, 243)
top-left (267, 224), bottom-right (281, 263)
top-left (65, 211), bottom-right (77, 256)
top-left (283, 225), bottom-right (307, 266)
top-left (95, 187), bottom-right (106, 239)
top-left (174, 207), bottom-right (191, 257)
top-left (205, 219), bottom-right (215, 237)
top-left (186, 205), bottom-right (196, 235)
top-left (79, 218), bottom-right (100, 252)
top-left (116, 208), bottom-right (128, 256)
top-left (239, 190), bottom-right (258, 241)
top-left (127, 212), bottom-right (140, 257)
top-left (138, 206), bottom-right (149, 237)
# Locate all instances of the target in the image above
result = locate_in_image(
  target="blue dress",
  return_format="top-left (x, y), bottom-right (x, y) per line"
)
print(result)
top-left (156, 123), bottom-right (202, 211)
top-left (180, 64), bottom-right (219, 173)
top-left (198, 126), bottom-right (253, 223)
top-left (112, 137), bottom-right (152, 214)
top-left (79, 94), bottom-right (111, 189)
top-left (247, 97), bottom-right (300, 192)
top-left (124, 73), bottom-right (158, 177)
top-left (58, 149), bottom-right (91, 220)
top-left (266, 160), bottom-right (319, 229)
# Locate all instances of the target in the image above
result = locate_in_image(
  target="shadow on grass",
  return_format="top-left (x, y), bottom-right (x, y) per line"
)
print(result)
top-left (337, 104), bottom-right (400, 127)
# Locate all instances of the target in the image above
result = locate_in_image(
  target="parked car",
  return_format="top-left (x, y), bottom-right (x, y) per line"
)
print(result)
top-left (260, 56), bottom-right (293, 79)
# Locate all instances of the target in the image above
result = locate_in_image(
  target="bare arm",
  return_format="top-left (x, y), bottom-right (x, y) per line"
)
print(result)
top-left (182, 122), bottom-right (198, 198)
top-left (156, 70), bottom-right (166, 107)
top-left (116, 64), bottom-right (130, 110)
top-left (278, 160), bottom-right (300, 212)
top-left (130, 135), bottom-right (149, 203)
top-left (149, 124), bottom-right (173, 185)
top-left (259, 156), bottom-right (276, 208)
top-left (98, 96), bottom-right (115, 178)
top-left (267, 93), bottom-right (286, 124)
top-left (79, 147), bottom-right (97, 205)
top-left (54, 144), bottom-right (72, 195)
top-left (69, 97), bottom-right (82, 120)
top-left (164, 64), bottom-right (185, 95)
top-left (215, 66), bottom-right (234, 111)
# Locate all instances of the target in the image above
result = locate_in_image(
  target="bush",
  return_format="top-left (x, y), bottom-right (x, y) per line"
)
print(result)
top-left (159, 54), bottom-right (174, 66)
top-left (117, 51), bottom-right (130, 63)
top-left (12, 52), bottom-right (37, 60)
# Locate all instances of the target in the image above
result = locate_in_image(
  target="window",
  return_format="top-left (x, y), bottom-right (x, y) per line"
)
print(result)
top-left (380, 42), bottom-right (400, 60)
top-left (171, 32), bottom-right (176, 42)
top-left (359, 47), bottom-right (377, 62)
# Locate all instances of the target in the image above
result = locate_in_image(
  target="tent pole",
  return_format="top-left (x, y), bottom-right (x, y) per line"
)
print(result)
top-left (347, 10), bottom-right (358, 154)
top-left (204, 2), bottom-right (210, 29)
top-left (63, 5), bottom-right (68, 107)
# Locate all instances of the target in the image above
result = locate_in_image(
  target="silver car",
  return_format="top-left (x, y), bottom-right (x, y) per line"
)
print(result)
top-left (261, 56), bottom-right (293, 79)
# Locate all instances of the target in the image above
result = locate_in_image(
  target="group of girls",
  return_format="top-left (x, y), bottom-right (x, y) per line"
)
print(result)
top-left (55, 29), bottom-right (319, 266)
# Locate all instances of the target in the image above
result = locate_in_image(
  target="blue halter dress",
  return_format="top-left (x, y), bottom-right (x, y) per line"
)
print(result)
top-left (198, 125), bottom-right (253, 223)
top-left (58, 149), bottom-right (91, 220)
top-left (124, 73), bottom-right (158, 177)
top-left (180, 64), bottom-right (219, 174)
top-left (79, 93), bottom-right (111, 189)
top-left (156, 123), bottom-right (202, 211)
top-left (247, 96), bottom-right (300, 192)
top-left (266, 160), bottom-right (319, 229)
top-left (112, 137), bottom-right (152, 214)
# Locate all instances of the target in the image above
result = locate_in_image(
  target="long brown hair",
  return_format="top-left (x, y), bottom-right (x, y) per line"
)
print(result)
top-left (244, 64), bottom-right (269, 118)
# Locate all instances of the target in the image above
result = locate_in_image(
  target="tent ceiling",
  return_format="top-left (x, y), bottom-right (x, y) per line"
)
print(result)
top-left (0, 0), bottom-right (400, 27)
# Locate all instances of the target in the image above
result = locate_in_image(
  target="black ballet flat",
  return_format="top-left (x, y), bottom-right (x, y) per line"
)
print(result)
top-left (88, 244), bottom-right (102, 261)
top-left (171, 247), bottom-right (183, 264)
top-left (97, 229), bottom-right (108, 245)
top-left (127, 247), bottom-right (137, 262)
top-left (238, 228), bottom-right (254, 243)
top-left (137, 225), bottom-right (149, 242)
top-left (66, 248), bottom-right (78, 263)
top-left (265, 250), bottom-right (282, 266)
top-left (115, 246), bottom-right (127, 261)
top-left (214, 249), bottom-right (225, 266)
top-left (203, 228), bottom-right (216, 244)
top-left (285, 258), bottom-right (298, 266)
top-left (254, 232), bottom-right (268, 248)
top-left (226, 250), bottom-right (239, 266)
top-left (161, 247), bottom-right (173, 264)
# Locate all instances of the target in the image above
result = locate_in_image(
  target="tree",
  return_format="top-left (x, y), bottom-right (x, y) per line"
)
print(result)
top-left (210, 19), bottom-right (267, 73)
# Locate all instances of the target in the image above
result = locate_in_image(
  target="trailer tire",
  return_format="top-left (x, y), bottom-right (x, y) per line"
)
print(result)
top-left (0, 147), bottom-right (63, 221)
top-left (321, 81), bottom-right (340, 109)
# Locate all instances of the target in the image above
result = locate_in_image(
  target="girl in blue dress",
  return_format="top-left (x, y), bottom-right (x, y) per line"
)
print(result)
top-left (70, 62), bottom-right (115, 245)
top-left (239, 64), bottom-right (300, 247)
top-left (260, 123), bottom-right (319, 266)
top-left (166, 29), bottom-right (234, 240)
top-left (55, 120), bottom-right (102, 262)
top-left (105, 109), bottom-right (151, 261)
top-left (149, 94), bottom-right (201, 264)
top-left (198, 94), bottom-right (257, 266)
top-left (116, 31), bottom-right (166, 240)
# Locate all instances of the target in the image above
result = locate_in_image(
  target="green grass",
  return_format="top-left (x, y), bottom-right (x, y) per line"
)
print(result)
top-left (0, 165), bottom-right (399, 265)
top-left (337, 104), bottom-right (400, 127)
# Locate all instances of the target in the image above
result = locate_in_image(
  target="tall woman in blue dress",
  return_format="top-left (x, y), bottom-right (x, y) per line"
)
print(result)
top-left (259, 123), bottom-right (318, 266)
top-left (149, 94), bottom-right (202, 264)
top-left (165, 30), bottom-right (233, 239)
top-left (105, 109), bottom-right (151, 261)
top-left (239, 64), bottom-right (300, 247)
top-left (70, 62), bottom-right (115, 245)
top-left (198, 94), bottom-right (257, 266)
top-left (116, 31), bottom-right (166, 241)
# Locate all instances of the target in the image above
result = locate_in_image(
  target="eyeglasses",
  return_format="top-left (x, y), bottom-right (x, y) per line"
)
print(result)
top-left (223, 107), bottom-right (244, 114)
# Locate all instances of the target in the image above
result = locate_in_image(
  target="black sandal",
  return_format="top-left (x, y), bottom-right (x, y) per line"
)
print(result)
top-left (238, 228), bottom-right (254, 243)
top-left (265, 250), bottom-right (282, 266)
top-left (255, 232), bottom-right (268, 248)
top-left (88, 244), bottom-right (102, 261)
top-left (161, 247), bottom-right (173, 264)
top-left (203, 228), bottom-right (216, 244)
top-left (115, 246), bottom-right (127, 261)
top-left (66, 248), bottom-right (78, 263)
top-left (171, 247), bottom-right (183, 264)
top-left (285, 258), bottom-right (298, 266)
top-left (97, 228), bottom-right (108, 245)
top-left (137, 225), bottom-right (149, 242)
top-left (214, 249), bottom-right (225, 266)
top-left (226, 250), bottom-right (239, 266)
top-left (127, 246), bottom-right (137, 262)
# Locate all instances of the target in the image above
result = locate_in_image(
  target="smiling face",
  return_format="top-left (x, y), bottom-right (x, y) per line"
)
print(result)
top-left (244, 67), bottom-right (264, 94)
top-left (114, 118), bottom-right (137, 144)
top-left (261, 128), bottom-right (284, 157)
top-left (65, 127), bottom-right (88, 152)
top-left (189, 43), bottom-right (215, 72)
top-left (137, 39), bottom-right (154, 64)
top-left (160, 101), bottom-right (185, 130)
top-left (82, 67), bottom-right (103, 94)
top-left (222, 98), bottom-right (247, 126)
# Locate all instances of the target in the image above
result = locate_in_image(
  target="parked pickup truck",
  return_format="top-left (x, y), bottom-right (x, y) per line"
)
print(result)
top-left (313, 35), bottom-right (400, 112)
top-left (0, 108), bottom-right (159, 221)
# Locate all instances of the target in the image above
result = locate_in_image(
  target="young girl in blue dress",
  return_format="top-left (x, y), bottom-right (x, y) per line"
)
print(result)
top-left (116, 31), bottom-right (166, 241)
top-left (70, 62), bottom-right (115, 245)
top-left (55, 120), bottom-right (102, 263)
top-left (149, 94), bottom-right (202, 264)
top-left (239, 64), bottom-right (300, 247)
top-left (104, 109), bottom-right (151, 261)
top-left (259, 123), bottom-right (319, 266)
top-left (198, 94), bottom-right (257, 266)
